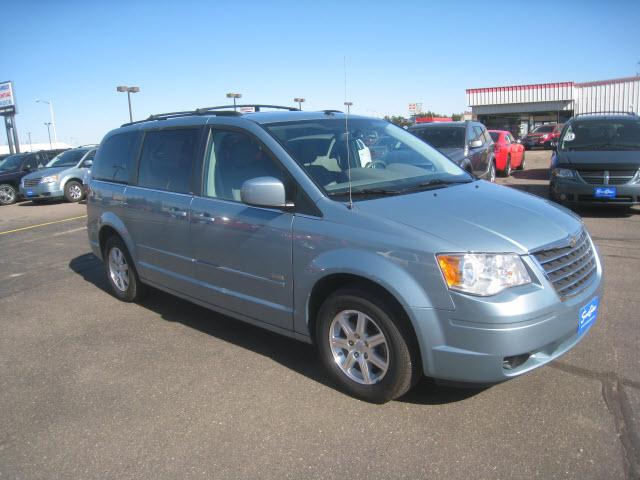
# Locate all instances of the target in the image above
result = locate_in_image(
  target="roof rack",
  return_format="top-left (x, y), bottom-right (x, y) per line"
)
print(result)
top-left (575, 111), bottom-right (637, 117)
top-left (197, 104), bottom-right (300, 112)
top-left (120, 104), bottom-right (301, 127)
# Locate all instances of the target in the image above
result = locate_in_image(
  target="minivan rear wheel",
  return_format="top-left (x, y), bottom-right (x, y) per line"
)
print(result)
top-left (316, 288), bottom-right (419, 403)
top-left (104, 235), bottom-right (146, 302)
top-left (0, 184), bottom-right (17, 205)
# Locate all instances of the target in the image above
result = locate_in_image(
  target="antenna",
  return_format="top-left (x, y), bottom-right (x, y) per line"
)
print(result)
top-left (343, 56), bottom-right (353, 209)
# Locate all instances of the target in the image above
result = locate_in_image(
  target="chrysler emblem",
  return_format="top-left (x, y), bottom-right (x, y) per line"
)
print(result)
top-left (569, 236), bottom-right (577, 248)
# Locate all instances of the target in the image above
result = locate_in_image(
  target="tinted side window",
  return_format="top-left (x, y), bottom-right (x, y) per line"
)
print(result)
top-left (203, 129), bottom-right (286, 202)
top-left (137, 129), bottom-right (199, 194)
top-left (93, 131), bottom-right (140, 183)
top-left (472, 126), bottom-right (484, 144)
top-left (482, 128), bottom-right (492, 144)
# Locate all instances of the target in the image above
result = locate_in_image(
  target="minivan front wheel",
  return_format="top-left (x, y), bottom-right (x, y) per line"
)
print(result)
top-left (316, 288), bottom-right (419, 403)
top-left (104, 236), bottom-right (145, 302)
top-left (64, 181), bottom-right (84, 202)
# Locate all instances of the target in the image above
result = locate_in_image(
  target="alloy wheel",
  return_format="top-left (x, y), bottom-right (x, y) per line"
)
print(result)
top-left (0, 185), bottom-right (16, 204)
top-left (108, 247), bottom-right (130, 292)
top-left (68, 184), bottom-right (82, 201)
top-left (329, 309), bottom-right (390, 385)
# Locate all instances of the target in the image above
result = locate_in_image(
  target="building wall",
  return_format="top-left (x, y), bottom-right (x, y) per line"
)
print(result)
top-left (466, 76), bottom-right (640, 116)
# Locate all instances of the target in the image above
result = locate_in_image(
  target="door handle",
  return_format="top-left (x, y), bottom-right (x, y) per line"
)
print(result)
top-left (192, 211), bottom-right (215, 223)
top-left (168, 208), bottom-right (188, 219)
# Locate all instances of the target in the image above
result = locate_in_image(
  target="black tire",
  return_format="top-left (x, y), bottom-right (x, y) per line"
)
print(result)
top-left (0, 183), bottom-right (17, 205)
top-left (64, 180), bottom-right (84, 203)
top-left (488, 159), bottom-right (496, 183)
top-left (501, 156), bottom-right (511, 177)
top-left (517, 151), bottom-right (526, 170)
top-left (103, 235), bottom-right (146, 302)
top-left (316, 287), bottom-right (420, 403)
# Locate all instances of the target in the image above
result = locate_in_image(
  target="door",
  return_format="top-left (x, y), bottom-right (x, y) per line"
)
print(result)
top-left (124, 128), bottom-right (200, 294)
top-left (467, 125), bottom-right (486, 175)
top-left (190, 127), bottom-right (294, 330)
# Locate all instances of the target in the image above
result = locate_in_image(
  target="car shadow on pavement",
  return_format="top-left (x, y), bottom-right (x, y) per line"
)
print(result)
top-left (68, 252), bottom-right (485, 406)
top-left (510, 168), bottom-right (549, 181)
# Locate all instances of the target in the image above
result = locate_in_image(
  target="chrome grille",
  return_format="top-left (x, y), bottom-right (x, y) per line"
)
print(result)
top-left (577, 169), bottom-right (637, 185)
top-left (23, 178), bottom-right (42, 187)
top-left (533, 229), bottom-right (597, 300)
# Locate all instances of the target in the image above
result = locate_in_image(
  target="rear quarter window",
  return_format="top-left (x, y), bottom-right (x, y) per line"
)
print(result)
top-left (92, 131), bottom-right (141, 183)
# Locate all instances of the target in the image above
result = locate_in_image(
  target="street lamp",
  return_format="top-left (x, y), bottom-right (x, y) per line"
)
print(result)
top-left (27, 132), bottom-right (32, 152)
top-left (226, 92), bottom-right (242, 111)
top-left (293, 97), bottom-right (305, 110)
top-left (116, 85), bottom-right (140, 122)
top-left (36, 99), bottom-right (58, 143)
top-left (344, 101), bottom-right (353, 115)
top-left (44, 122), bottom-right (53, 149)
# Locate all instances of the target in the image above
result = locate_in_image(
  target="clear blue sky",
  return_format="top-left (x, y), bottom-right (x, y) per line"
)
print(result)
top-left (2, 0), bottom-right (639, 146)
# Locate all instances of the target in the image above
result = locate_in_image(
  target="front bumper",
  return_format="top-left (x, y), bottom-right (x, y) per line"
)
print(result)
top-left (551, 178), bottom-right (640, 206)
top-left (407, 252), bottom-right (603, 383)
top-left (19, 182), bottom-right (64, 199)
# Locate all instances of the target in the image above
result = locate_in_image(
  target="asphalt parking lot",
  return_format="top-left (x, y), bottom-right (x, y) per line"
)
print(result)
top-left (1, 150), bottom-right (638, 480)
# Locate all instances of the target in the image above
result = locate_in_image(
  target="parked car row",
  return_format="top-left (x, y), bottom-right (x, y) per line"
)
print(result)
top-left (0, 146), bottom-right (95, 205)
top-left (86, 105), bottom-right (602, 403)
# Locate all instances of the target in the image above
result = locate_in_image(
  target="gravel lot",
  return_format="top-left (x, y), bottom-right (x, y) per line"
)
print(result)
top-left (1, 150), bottom-right (638, 479)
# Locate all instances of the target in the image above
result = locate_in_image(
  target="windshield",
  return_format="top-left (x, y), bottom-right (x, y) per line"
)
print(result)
top-left (489, 132), bottom-right (500, 142)
top-left (0, 154), bottom-right (26, 172)
top-left (265, 118), bottom-right (471, 199)
top-left (45, 149), bottom-right (89, 168)
top-left (532, 125), bottom-right (554, 134)
top-left (560, 119), bottom-right (640, 151)
top-left (413, 126), bottom-right (465, 149)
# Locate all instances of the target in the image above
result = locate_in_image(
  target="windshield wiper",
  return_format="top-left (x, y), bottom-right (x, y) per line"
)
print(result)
top-left (328, 187), bottom-right (400, 197)
top-left (400, 178), bottom-right (471, 193)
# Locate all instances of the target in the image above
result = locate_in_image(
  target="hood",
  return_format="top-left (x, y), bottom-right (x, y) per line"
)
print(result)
top-left (22, 166), bottom-right (70, 179)
top-left (555, 150), bottom-right (640, 170)
top-left (438, 147), bottom-right (466, 165)
top-left (355, 181), bottom-right (582, 253)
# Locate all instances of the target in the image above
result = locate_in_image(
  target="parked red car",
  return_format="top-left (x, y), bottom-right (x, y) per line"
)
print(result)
top-left (489, 130), bottom-right (525, 176)
top-left (522, 123), bottom-right (563, 150)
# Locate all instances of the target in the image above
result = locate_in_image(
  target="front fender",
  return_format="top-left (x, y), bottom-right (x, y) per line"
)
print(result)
top-left (293, 247), bottom-right (453, 336)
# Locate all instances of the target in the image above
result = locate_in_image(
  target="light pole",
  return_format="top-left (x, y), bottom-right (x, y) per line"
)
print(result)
top-left (344, 101), bottom-right (353, 115)
top-left (27, 132), bottom-right (32, 152)
top-left (116, 85), bottom-right (140, 122)
top-left (36, 99), bottom-right (58, 143)
top-left (294, 97), bottom-right (305, 110)
top-left (226, 92), bottom-right (242, 111)
top-left (44, 122), bottom-right (52, 149)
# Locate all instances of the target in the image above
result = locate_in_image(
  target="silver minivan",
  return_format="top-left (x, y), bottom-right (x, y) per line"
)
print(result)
top-left (87, 106), bottom-right (602, 403)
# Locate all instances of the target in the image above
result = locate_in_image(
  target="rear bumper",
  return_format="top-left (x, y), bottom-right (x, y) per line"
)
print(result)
top-left (550, 178), bottom-right (640, 206)
top-left (19, 183), bottom-right (64, 199)
top-left (407, 253), bottom-right (603, 383)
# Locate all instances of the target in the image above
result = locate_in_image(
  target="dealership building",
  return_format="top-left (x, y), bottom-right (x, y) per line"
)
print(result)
top-left (466, 76), bottom-right (640, 136)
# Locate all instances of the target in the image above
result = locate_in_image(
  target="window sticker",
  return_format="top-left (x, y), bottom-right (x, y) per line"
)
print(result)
top-left (564, 132), bottom-right (575, 142)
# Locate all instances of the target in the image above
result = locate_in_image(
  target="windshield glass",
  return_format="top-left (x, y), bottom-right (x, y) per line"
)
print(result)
top-left (560, 119), bottom-right (640, 151)
top-left (0, 154), bottom-right (26, 172)
top-left (532, 125), bottom-right (554, 134)
top-left (265, 118), bottom-right (472, 199)
top-left (413, 126), bottom-right (465, 148)
top-left (489, 132), bottom-right (500, 142)
top-left (45, 149), bottom-right (89, 168)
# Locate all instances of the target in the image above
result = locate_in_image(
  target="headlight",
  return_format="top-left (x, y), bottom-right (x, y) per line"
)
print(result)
top-left (437, 253), bottom-right (531, 296)
top-left (40, 175), bottom-right (59, 184)
top-left (552, 168), bottom-right (575, 178)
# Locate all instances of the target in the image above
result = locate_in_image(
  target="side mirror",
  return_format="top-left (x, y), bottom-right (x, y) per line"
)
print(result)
top-left (469, 139), bottom-right (483, 148)
top-left (241, 177), bottom-right (291, 209)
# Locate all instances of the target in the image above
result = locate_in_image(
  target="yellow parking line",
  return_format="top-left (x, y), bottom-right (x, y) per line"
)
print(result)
top-left (0, 215), bottom-right (87, 236)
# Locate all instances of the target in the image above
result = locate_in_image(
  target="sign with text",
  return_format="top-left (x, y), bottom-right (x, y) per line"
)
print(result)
top-left (0, 81), bottom-right (16, 115)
